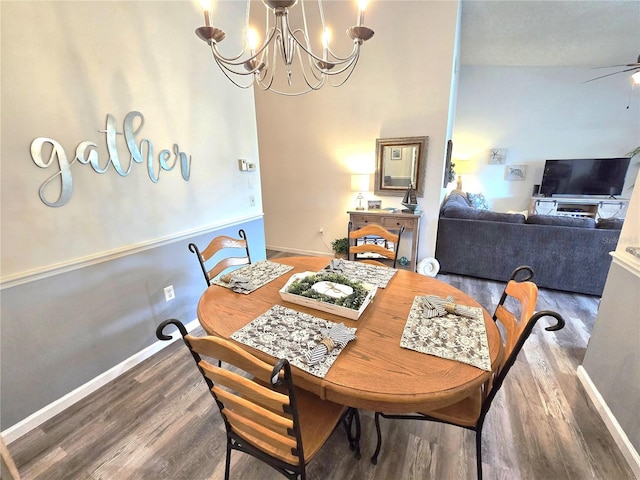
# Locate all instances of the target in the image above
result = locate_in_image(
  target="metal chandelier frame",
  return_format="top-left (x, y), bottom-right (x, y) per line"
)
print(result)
top-left (195, 0), bottom-right (374, 96)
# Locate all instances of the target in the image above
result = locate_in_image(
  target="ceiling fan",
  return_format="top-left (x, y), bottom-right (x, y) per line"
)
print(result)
top-left (584, 53), bottom-right (640, 83)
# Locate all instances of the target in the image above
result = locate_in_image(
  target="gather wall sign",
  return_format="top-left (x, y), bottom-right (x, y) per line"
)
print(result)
top-left (30, 111), bottom-right (192, 207)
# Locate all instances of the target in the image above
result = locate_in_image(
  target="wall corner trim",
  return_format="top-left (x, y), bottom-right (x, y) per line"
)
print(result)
top-left (1, 318), bottom-right (201, 445)
top-left (576, 365), bottom-right (640, 478)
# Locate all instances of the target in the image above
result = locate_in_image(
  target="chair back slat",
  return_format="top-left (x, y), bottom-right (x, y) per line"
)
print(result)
top-left (349, 223), bottom-right (400, 243)
top-left (212, 387), bottom-right (295, 440)
top-left (200, 235), bottom-right (248, 260)
top-left (225, 409), bottom-right (300, 465)
top-left (349, 243), bottom-right (398, 259)
top-left (188, 229), bottom-right (251, 287)
top-left (186, 335), bottom-right (276, 385)
top-left (495, 281), bottom-right (538, 359)
top-left (203, 364), bottom-right (290, 413)
top-left (348, 222), bottom-right (405, 267)
top-left (206, 256), bottom-right (250, 282)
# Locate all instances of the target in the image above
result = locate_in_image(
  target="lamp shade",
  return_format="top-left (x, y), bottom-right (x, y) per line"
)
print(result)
top-left (351, 174), bottom-right (370, 192)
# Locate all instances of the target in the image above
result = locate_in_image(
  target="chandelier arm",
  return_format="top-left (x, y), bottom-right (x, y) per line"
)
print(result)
top-left (326, 41), bottom-right (361, 63)
top-left (254, 44), bottom-right (322, 96)
top-left (299, 0), bottom-right (327, 46)
top-left (254, 41), bottom-right (280, 90)
top-left (326, 51), bottom-right (361, 87)
top-left (295, 45), bottom-right (328, 89)
top-left (288, 27), bottom-right (360, 67)
top-left (213, 56), bottom-right (256, 89)
top-left (210, 28), bottom-right (278, 68)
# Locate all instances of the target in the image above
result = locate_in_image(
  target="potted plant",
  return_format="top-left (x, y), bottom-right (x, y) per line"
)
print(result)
top-left (331, 237), bottom-right (349, 259)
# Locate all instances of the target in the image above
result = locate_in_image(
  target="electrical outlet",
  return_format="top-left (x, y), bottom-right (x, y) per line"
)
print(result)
top-left (164, 285), bottom-right (175, 302)
top-left (249, 195), bottom-right (256, 206)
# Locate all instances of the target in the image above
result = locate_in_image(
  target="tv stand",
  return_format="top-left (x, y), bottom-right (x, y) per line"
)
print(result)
top-left (529, 196), bottom-right (629, 220)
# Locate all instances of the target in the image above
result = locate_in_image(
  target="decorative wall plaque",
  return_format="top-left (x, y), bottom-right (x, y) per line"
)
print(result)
top-left (31, 111), bottom-right (191, 207)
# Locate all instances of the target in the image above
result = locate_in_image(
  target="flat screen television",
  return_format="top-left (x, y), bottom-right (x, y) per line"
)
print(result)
top-left (539, 158), bottom-right (631, 197)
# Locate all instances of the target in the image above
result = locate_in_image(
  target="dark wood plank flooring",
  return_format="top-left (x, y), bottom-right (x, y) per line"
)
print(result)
top-left (7, 251), bottom-right (635, 479)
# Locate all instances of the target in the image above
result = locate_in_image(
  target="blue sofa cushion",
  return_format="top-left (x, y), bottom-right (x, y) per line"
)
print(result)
top-left (596, 218), bottom-right (624, 230)
top-left (444, 207), bottom-right (526, 223)
top-left (526, 214), bottom-right (595, 228)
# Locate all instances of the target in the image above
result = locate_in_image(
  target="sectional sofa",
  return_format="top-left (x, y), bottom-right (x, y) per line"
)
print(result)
top-left (434, 192), bottom-right (623, 296)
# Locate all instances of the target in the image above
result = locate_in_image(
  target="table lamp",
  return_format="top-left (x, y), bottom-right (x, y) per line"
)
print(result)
top-left (351, 174), bottom-right (370, 210)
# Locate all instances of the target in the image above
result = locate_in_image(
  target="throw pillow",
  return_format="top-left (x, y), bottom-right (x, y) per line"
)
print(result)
top-left (467, 192), bottom-right (489, 210)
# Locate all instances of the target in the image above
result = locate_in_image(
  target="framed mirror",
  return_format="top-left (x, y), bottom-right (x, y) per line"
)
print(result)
top-left (374, 136), bottom-right (428, 197)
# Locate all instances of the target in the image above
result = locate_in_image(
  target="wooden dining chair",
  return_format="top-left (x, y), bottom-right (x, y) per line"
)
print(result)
top-left (188, 229), bottom-right (251, 286)
top-left (156, 319), bottom-right (361, 480)
top-left (347, 222), bottom-right (405, 268)
top-left (370, 268), bottom-right (565, 480)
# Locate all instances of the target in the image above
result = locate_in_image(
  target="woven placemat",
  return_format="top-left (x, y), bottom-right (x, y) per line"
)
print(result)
top-left (400, 296), bottom-right (491, 371)
top-left (231, 305), bottom-right (357, 378)
top-left (324, 258), bottom-right (397, 288)
top-left (212, 260), bottom-right (293, 294)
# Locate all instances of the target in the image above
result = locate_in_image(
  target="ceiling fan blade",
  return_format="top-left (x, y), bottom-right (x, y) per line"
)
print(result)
top-left (591, 55), bottom-right (640, 69)
top-left (591, 63), bottom-right (640, 69)
top-left (582, 66), bottom-right (640, 83)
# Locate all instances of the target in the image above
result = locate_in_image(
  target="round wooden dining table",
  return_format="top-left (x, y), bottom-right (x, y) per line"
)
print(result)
top-left (197, 256), bottom-right (503, 413)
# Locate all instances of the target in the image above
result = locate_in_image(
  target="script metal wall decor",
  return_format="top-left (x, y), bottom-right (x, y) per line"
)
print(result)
top-left (31, 111), bottom-right (191, 207)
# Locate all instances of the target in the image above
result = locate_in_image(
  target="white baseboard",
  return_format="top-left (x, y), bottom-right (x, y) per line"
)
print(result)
top-left (1, 318), bottom-right (201, 445)
top-left (577, 365), bottom-right (640, 479)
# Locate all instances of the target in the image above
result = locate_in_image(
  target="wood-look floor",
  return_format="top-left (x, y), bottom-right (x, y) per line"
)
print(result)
top-left (7, 251), bottom-right (635, 479)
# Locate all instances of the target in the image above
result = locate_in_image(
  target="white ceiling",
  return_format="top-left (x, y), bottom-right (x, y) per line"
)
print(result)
top-left (460, 0), bottom-right (640, 67)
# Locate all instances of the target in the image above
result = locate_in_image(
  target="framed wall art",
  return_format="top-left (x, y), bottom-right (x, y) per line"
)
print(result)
top-left (488, 148), bottom-right (507, 164)
top-left (505, 165), bottom-right (527, 181)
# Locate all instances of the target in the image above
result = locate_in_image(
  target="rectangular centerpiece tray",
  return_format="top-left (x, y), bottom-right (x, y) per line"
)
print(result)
top-left (279, 271), bottom-right (377, 320)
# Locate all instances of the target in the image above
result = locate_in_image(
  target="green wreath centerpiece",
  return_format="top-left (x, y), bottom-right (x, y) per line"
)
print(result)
top-left (286, 272), bottom-right (370, 310)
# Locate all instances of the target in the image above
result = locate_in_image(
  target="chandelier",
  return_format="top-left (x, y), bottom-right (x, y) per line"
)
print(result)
top-left (195, 0), bottom-right (374, 96)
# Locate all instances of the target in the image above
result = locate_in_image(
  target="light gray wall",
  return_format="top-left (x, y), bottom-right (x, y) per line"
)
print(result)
top-left (1, 1), bottom-right (265, 430)
top-left (582, 167), bottom-right (640, 453)
top-left (582, 261), bottom-right (640, 452)
top-left (1, 221), bottom-right (266, 429)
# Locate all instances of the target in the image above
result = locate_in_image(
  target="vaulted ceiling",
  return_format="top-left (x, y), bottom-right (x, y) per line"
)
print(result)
top-left (460, 0), bottom-right (640, 68)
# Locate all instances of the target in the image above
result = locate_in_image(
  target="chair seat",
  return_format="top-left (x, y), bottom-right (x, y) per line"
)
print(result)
top-left (419, 386), bottom-right (483, 428)
top-left (296, 388), bottom-right (348, 460)
top-left (242, 384), bottom-right (347, 465)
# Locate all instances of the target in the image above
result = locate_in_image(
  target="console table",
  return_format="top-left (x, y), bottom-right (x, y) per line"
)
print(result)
top-left (347, 210), bottom-right (422, 271)
top-left (528, 196), bottom-right (629, 220)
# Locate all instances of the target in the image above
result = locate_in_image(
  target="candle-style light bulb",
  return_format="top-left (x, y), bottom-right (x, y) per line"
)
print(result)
top-left (357, 0), bottom-right (368, 26)
top-left (322, 27), bottom-right (331, 60)
top-left (200, 0), bottom-right (212, 26)
top-left (247, 28), bottom-right (259, 55)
